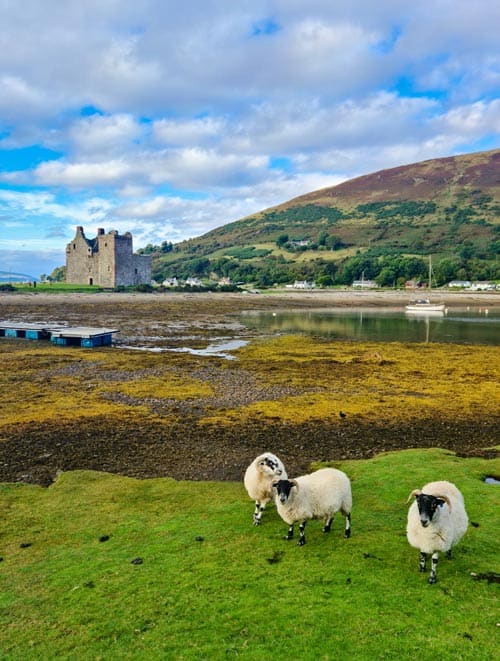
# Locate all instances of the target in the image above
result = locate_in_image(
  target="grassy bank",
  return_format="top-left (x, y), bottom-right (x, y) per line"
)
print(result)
top-left (1, 449), bottom-right (498, 659)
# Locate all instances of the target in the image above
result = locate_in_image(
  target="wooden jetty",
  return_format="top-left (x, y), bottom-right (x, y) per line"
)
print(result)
top-left (0, 322), bottom-right (118, 347)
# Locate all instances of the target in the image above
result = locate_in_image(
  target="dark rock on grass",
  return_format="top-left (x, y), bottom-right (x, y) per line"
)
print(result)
top-left (470, 571), bottom-right (500, 584)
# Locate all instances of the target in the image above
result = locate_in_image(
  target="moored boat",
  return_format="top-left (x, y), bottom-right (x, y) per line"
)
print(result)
top-left (405, 256), bottom-right (445, 314)
top-left (405, 299), bottom-right (446, 313)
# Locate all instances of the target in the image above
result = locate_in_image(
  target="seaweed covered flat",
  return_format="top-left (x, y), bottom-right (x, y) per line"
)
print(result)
top-left (1, 291), bottom-right (498, 485)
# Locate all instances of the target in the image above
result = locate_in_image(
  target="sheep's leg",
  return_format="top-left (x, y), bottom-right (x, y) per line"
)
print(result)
top-left (445, 549), bottom-right (452, 559)
top-left (284, 524), bottom-right (294, 541)
top-left (428, 552), bottom-right (439, 584)
top-left (419, 552), bottom-right (427, 572)
top-left (297, 522), bottom-right (307, 546)
top-left (344, 513), bottom-right (351, 538)
top-left (323, 516), bottom-right (333, 533)
top-left (253, 501), bottom-right (265, 525)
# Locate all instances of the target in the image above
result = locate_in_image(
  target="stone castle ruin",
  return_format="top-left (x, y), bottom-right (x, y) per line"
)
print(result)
top-left (66, 226), bottom-right (151, 287)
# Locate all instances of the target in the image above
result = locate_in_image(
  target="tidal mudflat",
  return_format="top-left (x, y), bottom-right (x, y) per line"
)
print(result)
top-left (1, 290), bottom-right (498, 485)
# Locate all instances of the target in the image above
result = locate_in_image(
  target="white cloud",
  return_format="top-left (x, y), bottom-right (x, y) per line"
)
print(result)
top-left (68, 114), bottom-right (145, 156)
top-left (33, 160), bottom-right (136, 188)
top-left (153, 117), bottom-right (226, 146)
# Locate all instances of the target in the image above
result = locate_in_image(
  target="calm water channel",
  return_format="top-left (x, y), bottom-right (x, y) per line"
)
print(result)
top-left (241, 307), bottom-right (500, 345)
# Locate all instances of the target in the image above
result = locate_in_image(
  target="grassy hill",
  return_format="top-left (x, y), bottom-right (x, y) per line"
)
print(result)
top-left (149, 149), bottom-right (500, 287)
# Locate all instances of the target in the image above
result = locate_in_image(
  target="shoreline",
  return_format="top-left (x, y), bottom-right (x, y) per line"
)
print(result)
top-left (1, 288), bottom-right (499, 308)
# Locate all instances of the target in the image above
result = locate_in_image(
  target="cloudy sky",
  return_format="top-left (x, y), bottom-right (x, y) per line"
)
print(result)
top-left (1, 0), bottom-right (499, 278)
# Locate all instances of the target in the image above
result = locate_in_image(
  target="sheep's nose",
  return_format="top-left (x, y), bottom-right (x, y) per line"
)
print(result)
top-left (420, 519), bottom-right (429, 527)
top-left (279, 495), bottom-right (287, 503)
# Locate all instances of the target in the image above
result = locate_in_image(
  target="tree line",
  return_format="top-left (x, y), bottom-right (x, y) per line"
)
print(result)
top-left (153, 249), bottom-right (500, 289)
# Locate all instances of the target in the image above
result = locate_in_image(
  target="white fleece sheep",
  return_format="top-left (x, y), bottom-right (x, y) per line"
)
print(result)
top-left (272, 467), bottom-right (352, 546)
top-left (406, 480), bottom-right (469, 583)
top-left (244, 453), bottom-right (287, 525)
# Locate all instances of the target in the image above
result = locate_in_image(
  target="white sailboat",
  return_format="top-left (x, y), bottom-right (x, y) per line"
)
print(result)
top-left (405, 257), bottom-right (446, 314)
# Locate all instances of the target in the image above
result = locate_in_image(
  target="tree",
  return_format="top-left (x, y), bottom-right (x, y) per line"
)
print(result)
top-left (48, 265), bottom-right (66, 282)
top-left (325, 235), bottom-right (345, 250)
top-left (317, 231), bottom-right (329, 247)
top-left (434, 257), bottom-right (461, 286)
top-left (376, 267), bottom-right (396, 288)
top-left (276, 233), bottom-right (289, 247)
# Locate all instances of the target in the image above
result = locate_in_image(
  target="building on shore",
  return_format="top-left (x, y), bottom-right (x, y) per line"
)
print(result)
top-left (66, 226), bottom-right (151, 287)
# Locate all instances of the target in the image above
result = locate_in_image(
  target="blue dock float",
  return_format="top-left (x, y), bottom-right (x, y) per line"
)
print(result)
top-left (0, 322), bottom-right (54, 340)
top-left (0, 322), bottom-right (118, 347)
top-left (50, 327), bottom-right (118, 347)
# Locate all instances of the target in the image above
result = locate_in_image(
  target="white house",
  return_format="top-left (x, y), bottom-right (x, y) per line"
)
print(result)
top-left (162, 277), bottom-right (179, 287)
top-left (292, 280), bottom-right (316, 289)
top-left (448, 280), bottom-right (471, 288)
top-left (352, 279), bottom-right (376, 288)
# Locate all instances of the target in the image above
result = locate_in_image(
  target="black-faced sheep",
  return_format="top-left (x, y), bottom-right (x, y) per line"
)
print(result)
top-left (244, 453), bottom-right (287, 525)
top-left (406, 480), bottom-right (469, 584)
top-left (272, 467), bottom-right (352, 546)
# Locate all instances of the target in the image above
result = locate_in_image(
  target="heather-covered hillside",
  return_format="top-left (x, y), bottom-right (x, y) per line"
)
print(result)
top-left (148, 149), bottom-right (500, 287)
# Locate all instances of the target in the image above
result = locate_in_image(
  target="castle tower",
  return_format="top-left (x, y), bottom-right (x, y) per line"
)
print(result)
top-left (65, 227), bottom-right (151, 287)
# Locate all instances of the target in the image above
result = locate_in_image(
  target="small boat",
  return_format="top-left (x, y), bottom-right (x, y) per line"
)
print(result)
top-left (405, 298), bottom-right (446, 313)
top-left (405, 257), bottom-right (445, 314)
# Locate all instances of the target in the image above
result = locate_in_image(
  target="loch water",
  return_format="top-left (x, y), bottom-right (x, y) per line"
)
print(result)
top-left (241, 307), bottom-right (500, 346)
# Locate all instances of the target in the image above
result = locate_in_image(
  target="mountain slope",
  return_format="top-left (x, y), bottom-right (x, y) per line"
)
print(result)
top-left (151, 149), bottom-right (500, 286)
top-left (284, 148), bottom-right (500, 207)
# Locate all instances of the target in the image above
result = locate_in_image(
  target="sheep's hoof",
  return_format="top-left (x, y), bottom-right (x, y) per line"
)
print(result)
top-left (428, 576), bottom-right (437, 584)
top-left (284, 534), bottom-right (293, 541)
top-left (297, 538), bottom-right (306, 546)
top-left (344, 529), bottom-right (351, 538)
top-left (253, 519), bottom-right (261, 526)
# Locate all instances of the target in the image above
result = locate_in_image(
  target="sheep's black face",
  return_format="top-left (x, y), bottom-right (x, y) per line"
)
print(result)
top-left (273, 479), bottom-right (294, 504)
top-left (415, 494), bottom-right (445, 527)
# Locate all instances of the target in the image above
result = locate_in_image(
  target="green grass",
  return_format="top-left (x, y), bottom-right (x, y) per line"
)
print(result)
top-left (8, 283), bottom-right (102, 294)
top-left (1, 449), bottom-right (498, 660)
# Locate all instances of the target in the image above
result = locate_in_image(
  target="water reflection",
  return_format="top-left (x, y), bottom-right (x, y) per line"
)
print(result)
top-left (241, 308), bottom-right (500, 345)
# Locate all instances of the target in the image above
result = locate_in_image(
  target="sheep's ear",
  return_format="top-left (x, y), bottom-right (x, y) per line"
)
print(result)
top-left (290, 479), bottom-right (298, 490)
top-left (407, 489), bottom-right (421, 503)
top-left (272, 481), bottom-right (279, 488)
top-left (436, 495), bottom-right (452, 511)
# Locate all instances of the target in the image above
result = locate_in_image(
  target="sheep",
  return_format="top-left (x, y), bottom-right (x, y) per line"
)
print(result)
top-left (244, 453), bottom-right (287, 525)
top-left (406, 480), bottom-right (469, 584)
top-left (272, 467), bottom-right (352, 546)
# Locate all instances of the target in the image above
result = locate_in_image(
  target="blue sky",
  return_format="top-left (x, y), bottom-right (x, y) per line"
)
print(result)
top-left (1, 0), bottom-right (499, 278)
